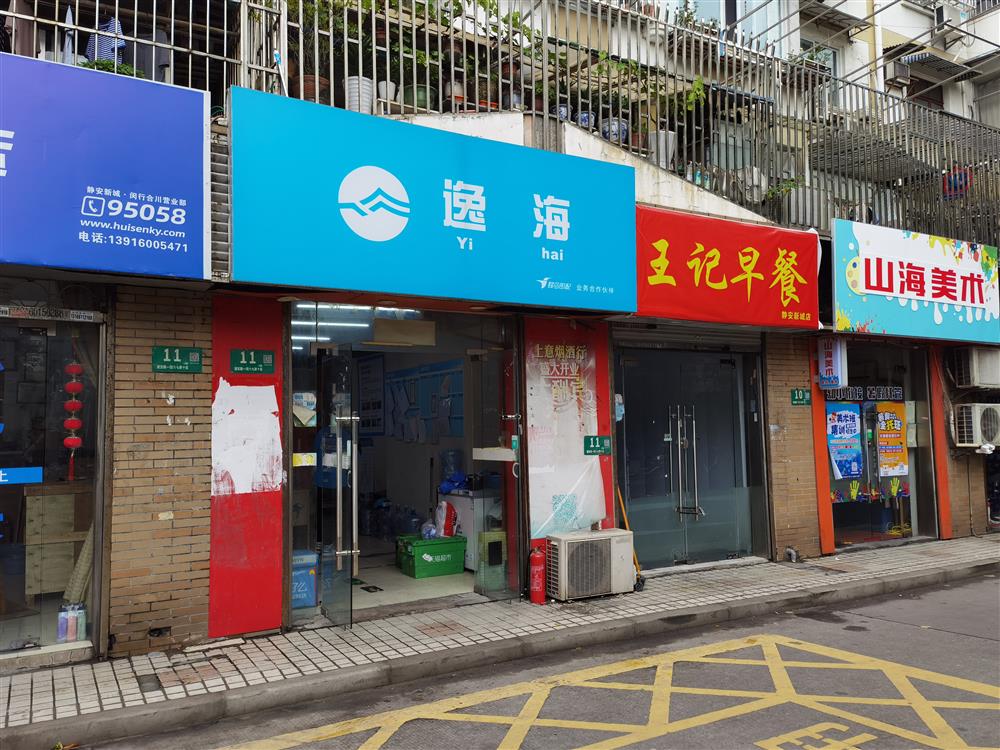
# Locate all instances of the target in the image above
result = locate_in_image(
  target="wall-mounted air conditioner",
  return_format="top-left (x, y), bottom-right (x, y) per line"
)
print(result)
top-left (935, 3), bottom-right (969, 33)
top-left (546, 528), bottom-right (634, 601)
top-left (953, 403), bottom-right (1000, 447)
top-left (954, 347), bottom-right (1000, 388)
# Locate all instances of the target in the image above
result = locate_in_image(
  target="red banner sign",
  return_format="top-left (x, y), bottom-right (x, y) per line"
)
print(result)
top-left (636, 206), bottom-right (820, 328)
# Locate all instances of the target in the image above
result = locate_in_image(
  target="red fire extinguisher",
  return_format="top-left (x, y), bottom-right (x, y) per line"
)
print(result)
top-left (529, 545), bottom-right (547, 605)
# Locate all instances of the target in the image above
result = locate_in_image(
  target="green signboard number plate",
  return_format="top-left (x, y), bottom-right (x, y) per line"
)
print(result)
top-left (584, 435), bottom-right (612, 455)
top-left (230, 349), bottom-right (275, 374)
top-left (152, 346), bottom-right (202, 373)
top-left (790, 388), bottom-right (811, 406)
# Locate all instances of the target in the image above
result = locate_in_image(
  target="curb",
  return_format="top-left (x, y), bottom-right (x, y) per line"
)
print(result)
top-left (8, 558), bottom-right (998, 750)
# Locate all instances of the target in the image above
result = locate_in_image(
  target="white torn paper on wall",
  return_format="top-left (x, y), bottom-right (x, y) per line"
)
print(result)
top-left (212, 378), bottom-right (282, 496)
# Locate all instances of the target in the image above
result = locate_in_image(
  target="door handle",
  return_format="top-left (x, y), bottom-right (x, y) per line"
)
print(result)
top-left (335, 416), bottom-right (344, 571)
top-left (350, 411), bottom-right (360, 577)
top-left (333, 413), bottom-right (361, 571)
top-left (689, 406), bottom-right (704, 519)
top-left (666, 407), bottom-right (675, 496)
top-left (675, 405), bottom-right (685, 514)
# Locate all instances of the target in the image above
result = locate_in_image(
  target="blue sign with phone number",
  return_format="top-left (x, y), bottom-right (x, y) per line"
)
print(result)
top-left (0, 54), bottom-right (208, 279)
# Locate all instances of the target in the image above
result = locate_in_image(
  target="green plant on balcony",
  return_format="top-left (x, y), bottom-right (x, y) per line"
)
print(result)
top-left (764, 177), bottom-right (802, 201)
top-left (79, 60), bottom-right (143, 78)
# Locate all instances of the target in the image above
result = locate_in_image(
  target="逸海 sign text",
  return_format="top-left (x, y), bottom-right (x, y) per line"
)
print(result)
top-left (230, 89), bottom-right (636, 312)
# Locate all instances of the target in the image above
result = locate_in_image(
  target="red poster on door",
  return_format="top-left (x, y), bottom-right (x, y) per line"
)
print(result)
top-left (636, 206), bottom-right (821, 328)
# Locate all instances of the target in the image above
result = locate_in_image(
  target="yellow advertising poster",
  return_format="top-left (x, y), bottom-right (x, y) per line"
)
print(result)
top-left (876, 401), bottom-right (908, 477)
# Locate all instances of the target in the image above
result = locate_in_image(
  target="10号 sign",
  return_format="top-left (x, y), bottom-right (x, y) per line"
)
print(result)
top-left (230, 349), bottom-right (275, 374)
top-left (152, 346), bottom-right (203, 373)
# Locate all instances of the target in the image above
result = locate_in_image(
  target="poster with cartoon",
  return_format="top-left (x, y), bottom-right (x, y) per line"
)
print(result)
top-left (876, 402), bottom-right (909, 478)
top-left (826, 403), bottom-right (864, 481)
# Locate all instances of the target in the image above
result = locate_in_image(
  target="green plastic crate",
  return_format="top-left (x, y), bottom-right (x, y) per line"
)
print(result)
top-left (399, 535), bottom-right (467, 579)
top-left (396, 534), bottom-right (419, 569)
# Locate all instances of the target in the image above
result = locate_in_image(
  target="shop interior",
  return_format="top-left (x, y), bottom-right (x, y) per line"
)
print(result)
top-left (288, 304), bottom-right (519, 625)
top-left (827, 343), bottom-right (937, 548)
top-left (0, 310), bottom-right (100, 653)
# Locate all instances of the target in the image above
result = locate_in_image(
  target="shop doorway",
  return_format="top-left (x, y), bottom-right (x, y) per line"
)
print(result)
top-left (615, 348), bottom-right (768, 568)
top-left (0, 317), bottom-right (103, 654)
top-left (288, 305), bottom-right (522, 628)
top-left (825, 344), bottom-right (937, 548)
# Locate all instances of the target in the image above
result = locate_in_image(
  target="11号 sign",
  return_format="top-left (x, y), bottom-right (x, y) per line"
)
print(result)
top-left (152, 346), bottom-right (203, 373)
top-left (230, 349), bottom-right (275, 374)
top-left (584, 435), bottom-right (612, 455)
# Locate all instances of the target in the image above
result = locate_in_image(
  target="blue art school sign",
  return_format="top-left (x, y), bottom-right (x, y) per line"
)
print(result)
top-left (833, 219), bottom-right (999, 344)
top-left (230, 88), bottom-right (637, 312)
top-left (0, 54), bottom-right (208, 279)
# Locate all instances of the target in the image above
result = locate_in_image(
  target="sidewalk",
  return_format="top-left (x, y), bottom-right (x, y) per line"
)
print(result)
top-left (3, 536), bottom-right (998, 748)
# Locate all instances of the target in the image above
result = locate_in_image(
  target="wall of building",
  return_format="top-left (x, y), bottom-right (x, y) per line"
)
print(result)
top-left (947, 452), bottom-right (989, 537)
top-left (107, 287), bottom-right (212, 656)
top-left (763, 332), bottom-right (822, 559)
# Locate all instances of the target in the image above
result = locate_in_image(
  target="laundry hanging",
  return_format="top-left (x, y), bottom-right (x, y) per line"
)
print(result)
top-left (85, 16), bottom-right (125, 63)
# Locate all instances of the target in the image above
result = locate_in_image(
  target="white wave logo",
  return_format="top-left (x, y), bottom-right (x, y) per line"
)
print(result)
top-left (338, 165), bottom-right (410, 242)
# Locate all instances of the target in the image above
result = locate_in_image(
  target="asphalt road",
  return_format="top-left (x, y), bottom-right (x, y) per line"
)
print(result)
top-left (94, 572), bottom-right (1000, 750)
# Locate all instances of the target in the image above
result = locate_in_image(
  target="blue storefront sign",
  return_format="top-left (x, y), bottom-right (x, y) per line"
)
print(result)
top-left (0, 55), bottom-right (208, 279)
top-left (833, 219), bottom-right (999, 344)
top-left (0, 467), bottom-right (42, 485)
top-left (230, 88), bottom-right (637, 311)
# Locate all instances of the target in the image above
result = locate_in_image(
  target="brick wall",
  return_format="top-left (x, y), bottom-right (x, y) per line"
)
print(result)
top-left (764, 333), bottom-right (822, 558)
top-left (948, 453), bottom-right (988, 537)
top-left (107, 287), bottom-right (212, 656)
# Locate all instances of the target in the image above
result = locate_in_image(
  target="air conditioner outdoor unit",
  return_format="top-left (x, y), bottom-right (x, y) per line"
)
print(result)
top-left (954, 347), bottom-right (1000, 388)
top-left (934, 3), bottom-right (969, 32)
top-left (887, 61), bottom-right (911, 87)
top-left (546, 528), bottom-right (634, 601)
top-left (953, 403), bottom-right (1000, 447)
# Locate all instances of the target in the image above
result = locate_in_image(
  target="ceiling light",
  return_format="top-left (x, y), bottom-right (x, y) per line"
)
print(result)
top-left (291, 335), bottom-right (330, 341)
top-left (291, 320), bottom-right (371, 328)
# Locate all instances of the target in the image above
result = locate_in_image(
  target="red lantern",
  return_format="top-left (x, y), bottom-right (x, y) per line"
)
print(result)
top-left (63, 362), bottom-right (84, 480)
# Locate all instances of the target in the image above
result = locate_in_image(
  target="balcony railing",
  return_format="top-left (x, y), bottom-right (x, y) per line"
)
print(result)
top-left (3, 1), bottom-right (998, 244)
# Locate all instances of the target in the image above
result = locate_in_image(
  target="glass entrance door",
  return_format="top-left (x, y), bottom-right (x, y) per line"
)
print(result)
top-left (617, 348), bottom-right (765, 567)
top-left (316, 349), bottom-right (358, 627)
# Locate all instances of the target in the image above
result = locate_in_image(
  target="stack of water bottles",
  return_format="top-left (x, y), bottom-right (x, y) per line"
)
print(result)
top-left (57, 603), bottom-right (87, 643)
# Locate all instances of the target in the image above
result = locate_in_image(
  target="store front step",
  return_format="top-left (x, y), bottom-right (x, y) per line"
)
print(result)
top-left (2, 536), bottom-right (997, 749)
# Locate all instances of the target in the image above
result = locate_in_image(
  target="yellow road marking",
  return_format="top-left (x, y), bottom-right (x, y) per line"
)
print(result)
top-left (213, 634), bottom-right (1000, 750)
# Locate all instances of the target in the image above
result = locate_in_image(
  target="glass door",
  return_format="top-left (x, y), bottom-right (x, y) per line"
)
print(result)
top-left (681, 354), bottom-right (751, 563)
top-left (617, 350), bottom-right (686, 568)
top-left (0, 320), bottom-right (102, 652)
top-left (316, 349), bottom-right (358, 627)
top-left (617, 348), bottom-right (762, 567)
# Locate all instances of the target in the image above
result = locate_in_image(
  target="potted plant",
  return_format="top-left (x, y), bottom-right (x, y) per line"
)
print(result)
top-left (287, 0), bottom-right (335, 103)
